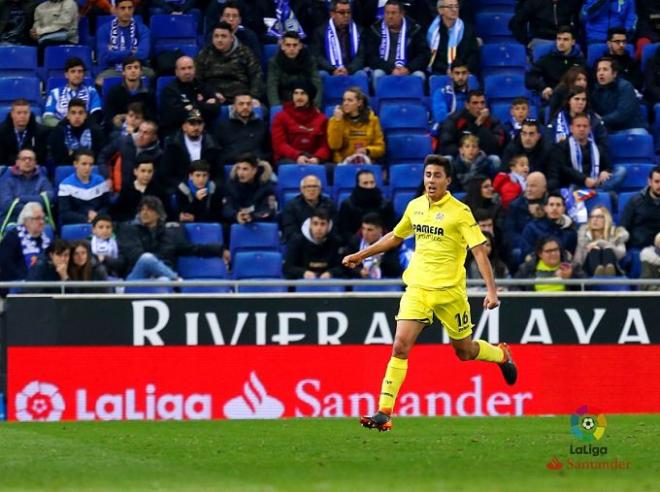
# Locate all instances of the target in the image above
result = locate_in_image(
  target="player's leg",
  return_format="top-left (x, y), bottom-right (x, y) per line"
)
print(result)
top-left (450, 336), bottom-right (518, 385)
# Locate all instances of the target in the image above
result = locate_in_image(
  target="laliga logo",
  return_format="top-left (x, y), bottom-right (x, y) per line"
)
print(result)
top-left (571, 404), bottom-right (607, 442)
top-left (15, 381), bottom-right (65, 421)
top-left (223, 371), bottom-right (284, 419)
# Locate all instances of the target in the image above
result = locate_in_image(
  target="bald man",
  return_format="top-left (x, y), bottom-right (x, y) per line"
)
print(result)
top-left (159, 56), bottom-right (221, 137)
top-left (504, 171), bottom-right (548, 258)
top-left (280, 175), bottom-right (337, 242)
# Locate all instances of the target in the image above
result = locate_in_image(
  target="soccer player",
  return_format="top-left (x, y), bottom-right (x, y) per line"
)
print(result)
top-left (342, 154), bottom-right (517, 432)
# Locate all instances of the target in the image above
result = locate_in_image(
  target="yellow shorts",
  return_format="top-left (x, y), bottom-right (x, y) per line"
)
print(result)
top-left (396, 285), bottom-right (473, 340)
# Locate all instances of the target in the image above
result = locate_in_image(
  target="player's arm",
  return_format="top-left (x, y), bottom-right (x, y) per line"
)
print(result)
top-left (471, 242), bottom-right (500, 309)
top-left (342, 232), bottom-right (404, 269)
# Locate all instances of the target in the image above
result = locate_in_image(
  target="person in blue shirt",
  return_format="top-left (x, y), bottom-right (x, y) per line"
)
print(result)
top-left (431, 58), bottom-right (474, 128)
top-left (581, 0), bottom-right (636, 45)
top-left (43, 57), bottom-right (103, 128)
top-left (57, 148), bottom-right (111, 225)
top-left (95, 0), bottom-right (152, 85)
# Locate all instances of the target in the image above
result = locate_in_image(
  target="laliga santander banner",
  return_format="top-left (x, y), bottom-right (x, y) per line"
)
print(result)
top-left (8, 345), bottom-right (660, 422)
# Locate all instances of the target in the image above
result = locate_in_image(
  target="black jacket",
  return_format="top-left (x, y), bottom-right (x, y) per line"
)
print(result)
top-left (280, 193), bottom-right (337, 243)
top-left (502, 136), bottom-right (561, 191)
top-left (160, 131), bottom-right (222, 194)
top-left (336, 187), bottom-right (395, 245)
top-left (0, 227), bottom-right (47, 281)
top-left (214, 110), bottom-right (270, 165)
top-left (509, 0), bottom-right (581, 44)
top-left (366, 17), bottom-right (430, 74)
top-left (620, 186), bottom-right (660, 249)
top-left (0, 112), bottom-right (49, 165)
top-left (22, 257), bottom-right (64, 293)
top-left (644, 46), bottom-right (660, 104)
top-left (175, 180), bottom-right (223, 223)
top-left (0, 0), bottom-right (36, 44)
top-left (439, 108), bottom-right (507, 156)
top-left (310, 22), bottom-right (366, 74)
top-left (525, 47), bottom-right (585, 93)
top-left (103, 80), bottom-right (157, 132)
top-left (608, 52), bottom-right (643, 91)
top-left (97, 134), bottom-right (163, 191)
top-left (111, 181), bottom-right (167, 223)
top-left (221, 162), bottom-right (277, 224)
top-left (427, 18), bottom-right (479, 75)
top-left (552, 138), bottom-right (611, 187)
top-left (159, 77), bottom-right (220, 137)
top-left (47, 119), bottom-right (107, 165)
top-left (284, 229), bottom-right (344, 279)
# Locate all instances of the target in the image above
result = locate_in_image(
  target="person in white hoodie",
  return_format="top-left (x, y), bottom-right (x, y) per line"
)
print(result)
top-left (640, 232), bottom-right (660, 291)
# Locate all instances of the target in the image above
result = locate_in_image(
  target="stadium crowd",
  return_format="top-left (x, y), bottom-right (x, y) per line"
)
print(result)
top-left (0, 0), bottom-right (658, 292)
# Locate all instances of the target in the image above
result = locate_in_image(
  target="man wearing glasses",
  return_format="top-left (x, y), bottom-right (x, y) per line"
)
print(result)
top-left (604, 27), bottom-right (642, 91)
top-left (426, 0), bottom-right (478, 75)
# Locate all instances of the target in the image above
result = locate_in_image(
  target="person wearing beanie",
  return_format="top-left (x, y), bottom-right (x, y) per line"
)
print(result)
top-left (271, 81), bottom-right (330, 164)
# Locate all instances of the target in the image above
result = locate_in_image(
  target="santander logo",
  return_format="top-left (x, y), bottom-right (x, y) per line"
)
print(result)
top-left (223, 371), bottom-right (284, 419)
top-left (15, 381), bottom-right (65, 421)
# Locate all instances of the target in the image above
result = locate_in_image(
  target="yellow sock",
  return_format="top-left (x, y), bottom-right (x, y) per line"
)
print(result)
top-left (378, 356), bottom-right (408, 414)
top-left (475, 339), bottom-right (504, 363)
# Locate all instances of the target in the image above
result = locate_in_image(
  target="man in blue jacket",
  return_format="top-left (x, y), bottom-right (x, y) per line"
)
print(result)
top-left (520, 192), bottom-right (577, 258)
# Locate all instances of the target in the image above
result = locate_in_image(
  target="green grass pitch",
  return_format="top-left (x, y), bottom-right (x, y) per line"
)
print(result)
top-left (1, 415), bottom-right (659, 491)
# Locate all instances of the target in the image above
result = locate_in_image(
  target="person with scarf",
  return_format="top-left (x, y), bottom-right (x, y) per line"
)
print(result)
top-left (271, 80), bottom-right (330, 164)
top-left (44, 57), bottom-right (103, 128)
top-left (344, 212), bottom-right (402, 280)
top-left (95, 0), bottom-right (152, 85)
top-left (266, 30), bottom-right (322, 107)
top-left (336, 169), bottom-right (394, 245)
top-left (430, 59), bottom-right (475, 128)
top-left (553, 113), bottom-right (625, 191)
top-left (366, 0), bottom-right (429, 89)
top-left (311, 0), bottom-right (366, 77)
top-left (502, 97), bottom-right (530, 142)
top-left (547, 87), bottom-right (608, 145)
top-left (0, 202), bottom-right (51, 283)
top-left (0, 99), bottom-right (49, 165)
top-left (47, 99), bottom-right (106, 166)
top-left (426, 0), bottom-right (478, 76)
top-left (175, 159), bottom-right (223, 223)
top-left (514, 237), bottom-right (585, 291)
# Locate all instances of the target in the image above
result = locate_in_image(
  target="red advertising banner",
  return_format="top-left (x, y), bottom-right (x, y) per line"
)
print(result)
top-left (7, 345), bottom-right (660, 422)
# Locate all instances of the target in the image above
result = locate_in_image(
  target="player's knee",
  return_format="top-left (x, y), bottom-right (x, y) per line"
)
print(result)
top-left (392, 338), bottom-right (412, 358)
top-left (453, 346), bottom-right (473, 361)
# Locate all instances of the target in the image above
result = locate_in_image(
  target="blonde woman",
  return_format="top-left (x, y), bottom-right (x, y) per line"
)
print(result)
top-left (574, 205), bottom-right (629, 276)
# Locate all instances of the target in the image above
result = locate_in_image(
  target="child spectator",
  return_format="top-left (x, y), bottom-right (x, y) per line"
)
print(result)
top-left (451, 135), bottom-right (494, 191)
top-left (58, 149), bottom-right (111, 225)
top-left (90, 214), bottom-right (125, 277)
top-left (111, 155), bottom-right (164, 222)
top-left (502, 97), bottom-right (530, 141)
top-left (175, 160), bottom-right (223, 223)
top-left (111, 102), bottom-right (145, 141)
top-left (493, 154), bottom-right (529, 210)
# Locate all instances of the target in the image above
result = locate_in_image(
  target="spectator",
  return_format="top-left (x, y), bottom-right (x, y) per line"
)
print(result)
top-left (553, 113), bottom-right (624, 190)
top-left (195, 21), bottom-right (264, 104)
top-left (502, 97), bottom-right (530, 142)
top-left (111, 155), bottom-right (165, 222)
top-left (344, 212), bottom-right (402, 279)
top-left (161, 109), bottom-right (221, 194)
top-left (640, 232), bottom-right (660, 290)
top-left (0, 202), bottom-right (50, 282)
top-left (96, 0), bottom-right (152, 85)
top-left (118, 196), bottom-right (223, 280)
top-left (110, 101), bottom-right (145, 140)
top-left (48, 98), bottom-right (106, 166)
top-left (644, 45), bottom-right (660, 104)
top-left (474, 207), bottom-right (514, 271)
top-left (590, 56), bottom-right (647, 132)
top-left (431, 59), bottom-right (476, 125)
top-left (24, 238), bottom-right (71, 293)
top-left (352, 0), bottom-right (435, 31)
top-left (620, 166), bottom-right (660, 249)
top-left (284, 207), bottom-right (344, 279)
top-left (603, 27), bottom-right (643, 91)
top-left (0, 149), bottom-right (54, 226)
top-left (502, 119), bottom-right (560, 191)
top-left (221, 154), bottom-right (277, 225)
top-left (462, 175), bottom-right (502, 226)
top-left (520, 192), bottom-right (578, 257)
top-left (525, 26), bottom-right (585, 102)
top-left (0, 0), bottom-right (36, 45)
top-left (266, 31), bottom-right (322, 108)
top-left (90, 214), bottom-right (125, 277)
top-left (426, 0), bottom-right (478, 76)
top-left (438, 90), bottom-right (506, 160)
top-left (103, 55), bottom-right (157, 133)
top-left (493, 153), bottom-right (529, 210)
top-left (280, 174), bottom-right (336, 243)
top-left (175, 159), bottom-right (223, 223)
top-left (509, 0), bottom-right (581, 48)
top-left (0, 99), bottom-right (48, 165)
top-left (204, 0), bottom-right (263, 42)
top-left (450, 135), bottom-right (495, 191)
top-left (574, 205), bottom-right (628, 276)
top-left (58, 149), bottom-right (111, 225)
top-left (271, 81), bottom-right (330, 164)
top-left (466, 230), bottom-right (509, 281)
top-left (336, 169), bottom-right (394, 244)
top-left (214, 92), bottom-right (270, 165)
top-left (581, 0), bottom-right (637, 45)
top-left (159, 55), bottom-right (221, 137)
top-left (504, 171), bottom-right (548, 252)
top-left (43, 57), bottom-right (103, 128)
top-left (68, 239), bottom-right (110, 292)
top-left (547, 87), bottom-right (607, 145)
top-left (215, 1), bottom-right (261, 60)
top-left (151, 0), bottom-right (197, 15)
top-left (80, 0), bottom-right (144, 17)
top-left (514, 237), bottom-right (585, 291)
top-left (310, 0), bottom-right (366, 77)
top-left (30, 0), bottom-right (78, 46)
top-left (327, 87), bottom-right (385, 164)
top-left (366, 0), bottom-right (429, 88)
top-left (548, 65), bottom-right (589, 118)
top-left (635, 0), bottom-right (660, 57)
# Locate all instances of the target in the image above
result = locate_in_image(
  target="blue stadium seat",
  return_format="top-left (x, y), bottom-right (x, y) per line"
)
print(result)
top-left (78, 16), bottom-right (92, 49)
top-left (270, 104), bottom-right (283, 126)
top-left (332, 164), bottom-right (383, 200)
top-left (156, 75), bottom-right (176, 110)
top-left (585, 192), bottom-right (613, 216)
top-left (0, 46), bottom-right (37, 77)
top-left (531, 40), bottom-right (555, 63)
top-left (322, 74), bottom-right (370, 106)
top-left (616, 163), bottom-right (655, 191)
top-left (641, 43), bottom-right (660, 72)
top-left (386, 133), bottom-right (433, 165)
top-left (46, 76), bottom-right (94, 92)
top-left (295, 282), bottom-right (346, 292)
top-left (379, 103), bottom-right (428, 134)
top-left (375, 75), bottom-right (424, 106)
top-left (229, 222), bottom-right (280, 257)
top-left (616, 191), bottom-right (637, 222)
top-left (393, 190), bottom-right (416, 218)
top-left (389, 163), bottom-right (424, 192)
top-left (484, 73), bottom-right (528, 102)
top-left (0, 77), bottom-right (41, 107)
top-left (183, 223), bottom-right (223, 245)
top-left (177, 256), bottom-right (231, 293)
top-left (608, 133), bottom-right (654, 163)
top-left (590, 276), bottom-right (631, 291)
top-left (43, 45), bottom-right (93, 79)
top-left (150, 14), bottom-right (198, 54)
top-left (277, 164), bottom-right (328, 202)
top-left (61, 223), bottom-right (92, 241)
top-left (474, 10), bottom-right (515, 43)
top-left (480, 43), bottom-right (526, 77)
top-left (429, 74), bottom-right (480, 96)
top-left (262, 43), bottom-right (279, 69)
top-left (232, 251), bottom-right (287, 292)
top-left (587, 43), bottom-right (634, 68)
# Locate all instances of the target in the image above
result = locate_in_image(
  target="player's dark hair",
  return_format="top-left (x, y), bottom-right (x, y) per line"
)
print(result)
top-left (423, 154), bottom-right (452, 178)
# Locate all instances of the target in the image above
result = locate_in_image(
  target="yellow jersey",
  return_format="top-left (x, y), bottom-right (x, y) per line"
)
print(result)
top-left (393, 192), bottom-right (486, 290)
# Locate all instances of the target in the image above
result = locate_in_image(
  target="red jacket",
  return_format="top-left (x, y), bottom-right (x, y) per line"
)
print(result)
top-left (271, 102), bottom-right (330, 163)
top-left (493, 172), bottom-right (523, 210)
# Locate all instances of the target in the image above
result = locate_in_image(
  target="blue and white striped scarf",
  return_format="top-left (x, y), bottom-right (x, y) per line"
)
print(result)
top-left (325, 19), bottom-right (359, 68)
top-left (379, 18), bottom-right (407, 67)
